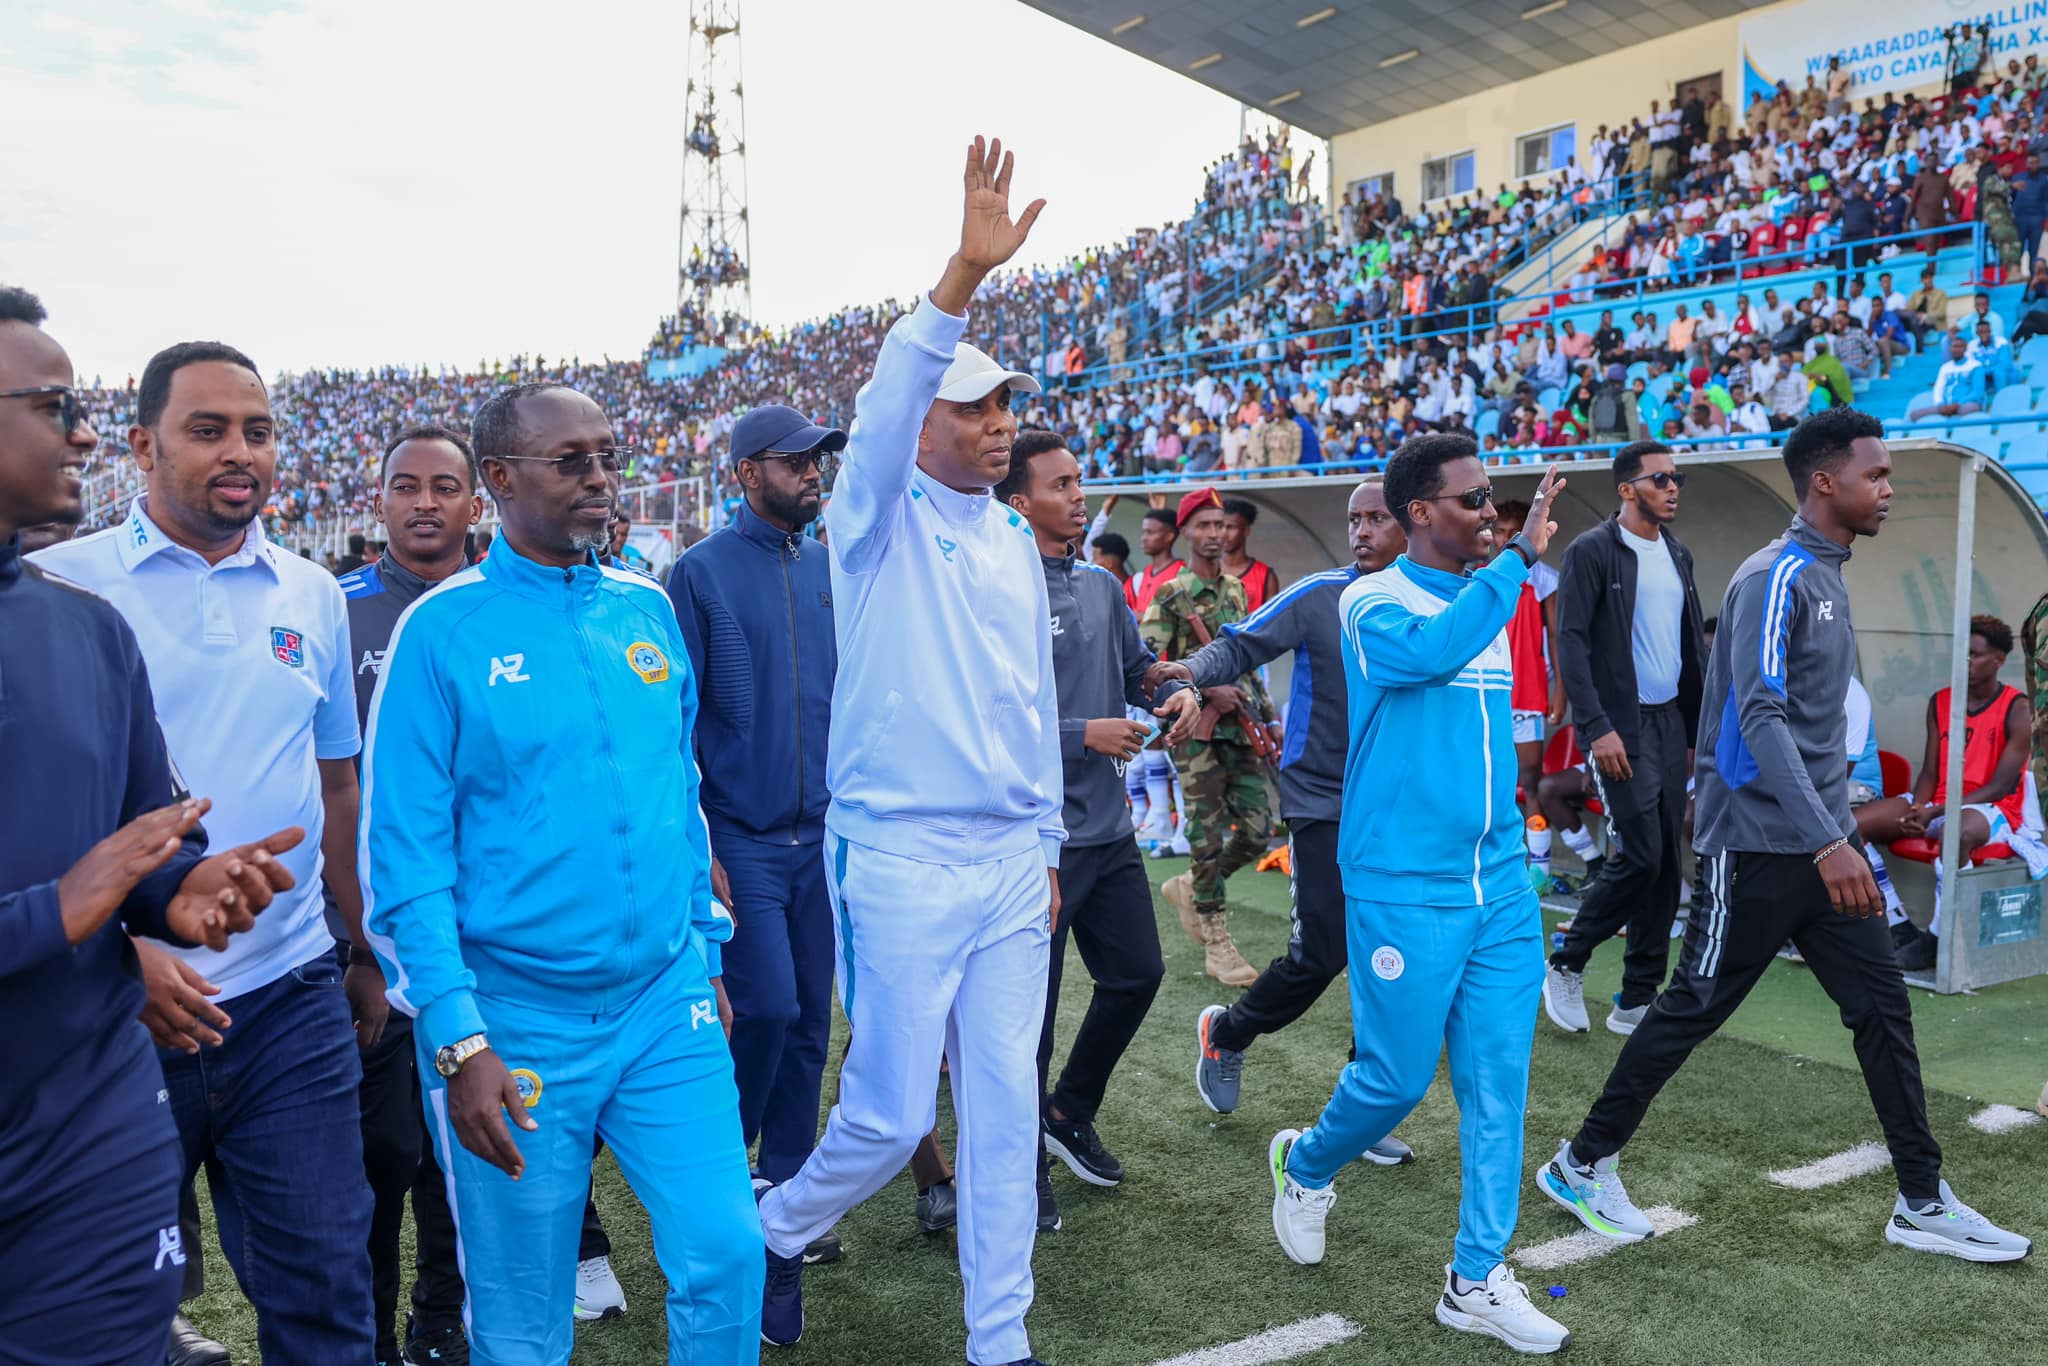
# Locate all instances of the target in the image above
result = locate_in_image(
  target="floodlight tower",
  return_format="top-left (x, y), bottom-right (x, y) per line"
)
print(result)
top-left (676, 0), bottom-right (753, 336)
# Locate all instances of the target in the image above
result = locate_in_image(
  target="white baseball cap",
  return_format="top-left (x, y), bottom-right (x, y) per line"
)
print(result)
top-left (936, 342), bottom-right (1044, 402)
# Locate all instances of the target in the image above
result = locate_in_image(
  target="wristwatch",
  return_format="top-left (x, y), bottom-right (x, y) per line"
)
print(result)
top-left (434, 1033), bottom-right (491, 1078)
top-left (1504, 533), bottom-right (1538, 568)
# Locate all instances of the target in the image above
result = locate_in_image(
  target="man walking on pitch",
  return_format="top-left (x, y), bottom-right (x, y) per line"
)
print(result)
top-left (1268, 434), bottom-right (1572, 1355)
top-left (999, 429), bottom-right (1200, 1231)
top-left (362, 382), bottom-right (761, 1365)
top-left (754, 137), bottom-right (1065, 1366)
top-left (1161, 480), bottom-right (1414, 1161)
top-left (1544, 441), bottom-right (1706, 1037)
top-left (1143, 488), bottom-right (1277, 987)
top-left (1539, 408), bottom-right (2031, 1264)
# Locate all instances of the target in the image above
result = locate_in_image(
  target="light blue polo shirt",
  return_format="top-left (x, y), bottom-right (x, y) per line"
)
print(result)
top-left (33, 497), bottom-right (360, 1000)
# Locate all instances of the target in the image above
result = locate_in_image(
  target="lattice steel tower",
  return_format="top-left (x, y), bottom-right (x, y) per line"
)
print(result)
top-left (676, 0), bottom-right (752, 334)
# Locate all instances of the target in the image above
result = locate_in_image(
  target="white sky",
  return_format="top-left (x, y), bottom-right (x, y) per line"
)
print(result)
top-left (0, 0), bottom-right (1277, 383)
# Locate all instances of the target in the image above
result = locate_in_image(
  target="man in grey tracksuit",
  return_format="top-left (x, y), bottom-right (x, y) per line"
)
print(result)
top-left (999, 431), bottom-right (1199, 1229)
top-left (1545, 410), bottom-right (2030, 1263)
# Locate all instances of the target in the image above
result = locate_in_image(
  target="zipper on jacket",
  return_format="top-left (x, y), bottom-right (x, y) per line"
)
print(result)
top-left (569, 574), bottom-right (642, 1003)
top-left (1475, 673), bottom-right (1492, 904)
top-left (782, 537), bottom-right (804, 846)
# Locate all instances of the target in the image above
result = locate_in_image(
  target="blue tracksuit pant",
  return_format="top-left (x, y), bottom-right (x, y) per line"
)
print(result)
top-left (1288, 889), bottom-right (1544, 1281)
top-left (418, 951), bottom-right (762, 1365)
top-left (717, 838), bottom-right (834, 1184)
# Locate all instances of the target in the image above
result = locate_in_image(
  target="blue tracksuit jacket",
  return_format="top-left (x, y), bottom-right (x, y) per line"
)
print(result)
top-left (360, 537), bottom-right (733, 1051)
top-left (1336, 552), bottom-right (1529, 908)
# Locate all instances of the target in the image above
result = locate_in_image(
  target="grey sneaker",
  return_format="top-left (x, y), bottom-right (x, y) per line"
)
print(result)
top-left (1542, 965), bottom-right (1589, 1033)
top-left (1606, 995), bottom-right (1649, 1036)
top-left (1196, 1005), bottom-right (1244, 1114)
top-left (1535, 1138), bottom-right (1655, 1241)
top-left (1885, 1180), bottom-right (2032, 1263)
top-left (1363, 1133), bottom-right (1416, 1166)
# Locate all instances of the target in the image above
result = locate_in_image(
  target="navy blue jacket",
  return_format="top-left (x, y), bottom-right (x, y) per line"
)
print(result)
top-left (1, 534), bottom-right (207, 1195)
top-left (666, 501), bottom-right (836, 846)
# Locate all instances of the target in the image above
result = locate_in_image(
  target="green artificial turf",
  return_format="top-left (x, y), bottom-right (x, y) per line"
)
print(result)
top-left (184, 856), bottom-right (2046, 1364)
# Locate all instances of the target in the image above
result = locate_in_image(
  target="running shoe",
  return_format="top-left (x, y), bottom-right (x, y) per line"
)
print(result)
top-left (1885, 1180), bottom-right (2033, 1262)
top-left (1434, 1263), bottom-right (1572, 1355)
top-left (401, 1318), bottom-right (468, 1366)
top-left (1535, 1138), bottom-right (1655, 1241)
top-left (1196, 1005), bottom-right (1245, 1114)
top-left (1043, 1107), bottom-right (1123, 1187)
top-left (755, 1181), bottom-right (804, 1347)
top-left (1363, 1133), bottom-right (1416, 1166)
top-left (1541, 964), bottom-right (1589, 1033)
top-left (1036, 1159), bottom-right (1062, 1233)
top-left (573, 1255), bottom-right (626, 1321)
top-left (801, 1229), bottom-right (842, 1265)
top-left (915, 1178), bottom-right (958, 1234)
top-left (1605, 994), bottom-right (1648, 1036)
top-left (1268, 1129), bottom-right (1335, 1265)
top-left (1897, 926), bottom-right (1939, 973)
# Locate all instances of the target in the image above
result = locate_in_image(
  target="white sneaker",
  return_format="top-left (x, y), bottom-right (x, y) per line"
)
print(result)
top-left (1542, 965), bottom-right (1588, 1033)
top-left (1268, 1129), bottom-right (1335, 1266)
top-left (574, 1254), bottom-right (627, 1321)
top-left (1435, 1263), bottom-right (1571, 1355)
top-left (1605, 995), bottom-right (1648, 1036)
top-left (1884, 1180), bottom-right (2033, 1263)
top-left (1535, 1138), bottom-right (1655, 1241)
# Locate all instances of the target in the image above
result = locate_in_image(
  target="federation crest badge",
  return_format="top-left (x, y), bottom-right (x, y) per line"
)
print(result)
top-left (625, 640), bottom-right (669, 683)
top-left (270, 626), bottom-right (306, 668)
top-left (509, 1068), bottom-right (544, 1108)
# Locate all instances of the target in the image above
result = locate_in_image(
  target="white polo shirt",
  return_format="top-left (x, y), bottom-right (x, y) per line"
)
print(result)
top-left (34, 497), bottom-right (359, 1000)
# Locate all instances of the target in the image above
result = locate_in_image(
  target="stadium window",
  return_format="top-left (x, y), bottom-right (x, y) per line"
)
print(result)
top-left (1420, 150), bottom-right (1475, 203)
top-left (1514, 124), bottom-right (1575, 180)
top-left (1347, 172), bottom-right (1394, 203)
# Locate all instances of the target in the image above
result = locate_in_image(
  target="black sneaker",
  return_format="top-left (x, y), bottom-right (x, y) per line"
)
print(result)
top-left (402, 1317), bottom-right (469, 1366)
top-left (1037, 1160), bottom-right (1062, 1233)
top-left (915, 1178), bottom-right (958, 1234)
top-left (802, 1229), bottom-right (843, 1265)
top-left (1042, 1107), bottom-right (1124, 1187)
top-left (169, 1315), bottom-right (230, 1366)
top-left (1898, 927), bottom-right (1939, 973)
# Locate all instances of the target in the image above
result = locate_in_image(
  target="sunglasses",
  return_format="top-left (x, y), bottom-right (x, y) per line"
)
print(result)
top-left (1629, 470), bottom-right (1688, 490)
top-left (1, 385), bottom-right (92, 440)
top-left (749, 447), bottom-right (838, 477)
top-left (491, 446), bottom-right (635, 478)
top-left (1425, 484), bottom-right (1496, 511)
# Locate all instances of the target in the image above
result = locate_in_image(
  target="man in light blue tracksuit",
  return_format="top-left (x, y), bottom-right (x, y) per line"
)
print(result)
top-left (361, 382), bottom-right (760, 1366)
top-left (755, 137), bottom-right (1064, 1366)
top-left (1267, 434), bottom-right (1574, 1357)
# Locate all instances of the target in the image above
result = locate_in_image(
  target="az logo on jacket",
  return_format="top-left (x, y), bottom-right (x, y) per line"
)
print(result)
top-left (626, 641), bottom-right (669, 683)
top-left (488, 654), bottom-right (531, 687)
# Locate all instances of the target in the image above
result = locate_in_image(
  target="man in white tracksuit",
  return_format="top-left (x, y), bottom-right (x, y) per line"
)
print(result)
top-left (755, 137), bottom-right (1064, 1366)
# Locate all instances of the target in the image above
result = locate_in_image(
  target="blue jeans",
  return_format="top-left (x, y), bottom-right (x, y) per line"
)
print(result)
top-left (160, 948), bottom-right (373, 1365)
top-left (718, 837), bottom-right (835, 1183)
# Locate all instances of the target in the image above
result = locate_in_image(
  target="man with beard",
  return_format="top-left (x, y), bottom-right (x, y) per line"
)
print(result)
top-left (34, 340), bottom-right (381, 1363)
top-left (362, 382), bottom-right (760, 1364)
top-left (1540, 409), bottom-right (2031, 1265)
top-left (1, 286), bottom-right (298, 1366)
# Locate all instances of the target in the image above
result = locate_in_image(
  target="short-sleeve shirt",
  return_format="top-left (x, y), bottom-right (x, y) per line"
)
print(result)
top-left (33, 498), bottom-right (360, 1000)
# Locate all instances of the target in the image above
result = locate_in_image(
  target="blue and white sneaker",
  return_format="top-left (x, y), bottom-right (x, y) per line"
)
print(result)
top-left (1535, 1138), bottom-right (1654, 1241)
top-left (1886, 1180), bottom-right (2033, 1263)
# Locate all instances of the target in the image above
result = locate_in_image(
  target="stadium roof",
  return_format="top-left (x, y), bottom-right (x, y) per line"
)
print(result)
top-left (1018, 0), bottom-right (1781, 138)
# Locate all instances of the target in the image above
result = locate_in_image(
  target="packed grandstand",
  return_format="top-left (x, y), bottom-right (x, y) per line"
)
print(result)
top-left (72, 63), bottom-right (2048, 559)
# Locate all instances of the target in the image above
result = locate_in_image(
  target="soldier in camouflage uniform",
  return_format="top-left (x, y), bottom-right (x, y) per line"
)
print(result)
top-left (1140, 487), bottom-right (1275, 986)
top-left (2024, 593), bottom-right (2048, 1119)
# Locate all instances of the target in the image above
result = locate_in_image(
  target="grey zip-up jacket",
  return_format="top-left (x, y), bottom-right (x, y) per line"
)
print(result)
top-left (1694, 516), bottom-right (1856, 857)
top-left (1042, 551), bottom-right (1188, 847)
top-left (1180, 565), bottom-right (1358, 825)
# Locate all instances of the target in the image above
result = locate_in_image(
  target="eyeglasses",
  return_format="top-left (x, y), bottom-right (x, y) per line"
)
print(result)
top-left (748, 448), bottom-right (838, 477)
top-left (1425, 484), bottom-right (1496, 511)
top-left (1630, 470), bottom-right (1688, 490)
top-left (490, 446), bottom-right (635, 478)
top-left (0, 385), bottom-right (92, 440)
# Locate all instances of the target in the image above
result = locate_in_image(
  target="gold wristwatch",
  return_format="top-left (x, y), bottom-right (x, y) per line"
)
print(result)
top-left (434, 1033), bottom-right (491, 1078)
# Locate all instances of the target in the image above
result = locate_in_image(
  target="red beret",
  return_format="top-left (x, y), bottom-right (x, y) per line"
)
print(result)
top-left (1176, 486), bottom-right (1225, 529)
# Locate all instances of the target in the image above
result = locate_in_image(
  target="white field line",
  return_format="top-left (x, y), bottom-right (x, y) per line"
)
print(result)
top-left (1767, 1141), bottom-right (1892, 1189)
top-left (1968, 1103), bottom-right (2044, 1134)
top-left (1149, 1314), bottom-right (1362, 1366)
top-left (1515, 1205), bottom-right (1699, 1271)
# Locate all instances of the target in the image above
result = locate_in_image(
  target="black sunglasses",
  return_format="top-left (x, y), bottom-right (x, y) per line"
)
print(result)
top-left (1629, 470), bottom-right (1687, 490)
top-left (1, 385), bottom-right (91, 439)
top-left (749, 447), bottom-right (838, 476)
top-left (491, 446), bottom-right (635, 478)
top-left (1425, 484), bottom-right (1496, 511)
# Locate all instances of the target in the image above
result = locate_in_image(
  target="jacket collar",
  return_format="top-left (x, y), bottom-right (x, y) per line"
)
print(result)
top-left (910, 467), bottom-right (991, 526)
top-left (734, 499), bottom-right (811, 555)
top-left (481, 530), bottom-right (605, 602)
top-left (369, 551), bottom-right (436, 601)
top-left (1788, 513), bottom-right (1852, 564)
top-left (114, 495), bottom-right (280, 579)
top-left (1394, 553), bottom-right (1474, 601)
top-left (1040, 544), bottom-right (1079, 575)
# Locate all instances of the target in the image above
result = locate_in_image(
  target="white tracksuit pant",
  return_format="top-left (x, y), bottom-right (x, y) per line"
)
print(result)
top-left (758, 833), bottom-right (1051, 1365)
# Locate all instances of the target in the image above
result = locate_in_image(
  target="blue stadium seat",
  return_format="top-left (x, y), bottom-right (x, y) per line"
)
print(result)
top-left (1537, 386), bottom-right (1561, 411)
top-left (1476, 407), bottom-right (1501, 438)
top-left (1646, 373), bottom-right (1678, 402)
top-left (2020, 336), bottom-right (2048, 373)
top-left (1990, 384), bottom-right (2033, 418)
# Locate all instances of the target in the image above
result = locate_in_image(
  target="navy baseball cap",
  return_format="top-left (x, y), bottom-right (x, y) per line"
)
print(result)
top-left (729, 405), bottom-right (848, 468)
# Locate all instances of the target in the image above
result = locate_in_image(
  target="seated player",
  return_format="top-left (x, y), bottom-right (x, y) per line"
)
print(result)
top-left (1492, 500), bottom-right (1563, 891)
top-left (1855, 615), bottom-right (2030, 972)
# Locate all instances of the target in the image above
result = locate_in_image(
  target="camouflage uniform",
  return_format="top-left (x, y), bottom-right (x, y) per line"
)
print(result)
top-left (1141, 569), bottom-right (1275, 916)
top-left (2021, 591), bottom-right (2048, 804)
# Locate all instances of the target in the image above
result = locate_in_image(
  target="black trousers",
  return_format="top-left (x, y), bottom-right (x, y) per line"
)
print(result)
top-left (1209, 819), bottom-right (1345, 1053)
top-left (1574, 850), bottom-right (1943, 1198)
top-left (355, 1013), bottom-right (470, 1345)
top-left (1553, 702), bottom-right (1685, 1009)
top-left (1036, 837), bottom-right (1165, 1124)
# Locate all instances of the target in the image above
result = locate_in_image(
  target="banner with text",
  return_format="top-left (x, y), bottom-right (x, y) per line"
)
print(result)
top-left (1739, 0), bottom-right (2048, 108)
